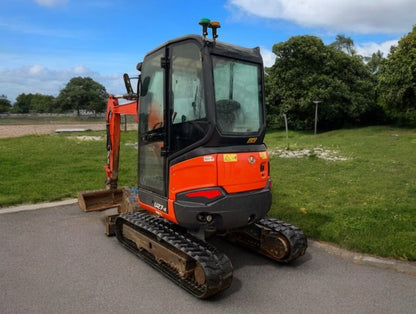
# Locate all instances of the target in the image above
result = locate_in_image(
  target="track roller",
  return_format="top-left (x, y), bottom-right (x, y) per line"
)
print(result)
top-left (115, 211), bottom-right (233, 298)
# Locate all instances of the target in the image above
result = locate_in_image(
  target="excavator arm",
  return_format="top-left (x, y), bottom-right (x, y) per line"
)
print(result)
top-left (104, 94), bottom-right (138, 189)
top-left (78, 74), bottom-right (139, 213)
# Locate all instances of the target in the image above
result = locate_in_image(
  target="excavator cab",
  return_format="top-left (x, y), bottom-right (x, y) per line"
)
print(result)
top-left (78, 20), bottom-right (306, 299)
top-left (135, 33), bottom-right (271, 234)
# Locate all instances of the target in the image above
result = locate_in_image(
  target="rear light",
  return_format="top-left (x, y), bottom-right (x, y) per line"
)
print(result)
top-left (175, 187), bottom-right (225, 204)
top-left (186, 189), bottom-right (222, 199)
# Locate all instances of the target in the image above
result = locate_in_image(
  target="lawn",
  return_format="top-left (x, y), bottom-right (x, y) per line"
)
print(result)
top-left (266, 126), bottom-right (416, 261)
top-left (0, 126), bottom-right (415, 260)
top-left (0, 131), bottom-right (137, 205)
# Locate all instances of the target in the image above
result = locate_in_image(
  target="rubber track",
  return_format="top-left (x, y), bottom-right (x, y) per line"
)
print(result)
top-left (115, 211), bottom-right (233, 299)
top-left (256, 216), bottom-right (308, 262)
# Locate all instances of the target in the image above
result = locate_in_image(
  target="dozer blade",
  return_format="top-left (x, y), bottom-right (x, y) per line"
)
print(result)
top-left (78, 188), bottom-right (124, 212)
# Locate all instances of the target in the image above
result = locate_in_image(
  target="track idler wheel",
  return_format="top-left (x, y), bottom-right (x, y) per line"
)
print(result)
top-left (260, 231), bottom-right (290, 260)
top-left (194, 263), bottom-right (206, 286)
top-left (224, 216), bottom-right (307, 263)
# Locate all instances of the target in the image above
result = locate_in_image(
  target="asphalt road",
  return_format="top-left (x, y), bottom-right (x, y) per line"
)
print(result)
top-left (1, 203), bottom-right (415, 314)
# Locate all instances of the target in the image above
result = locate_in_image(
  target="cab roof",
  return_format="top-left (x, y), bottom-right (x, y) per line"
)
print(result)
top-left (144, 34), bottom-right (263, 65)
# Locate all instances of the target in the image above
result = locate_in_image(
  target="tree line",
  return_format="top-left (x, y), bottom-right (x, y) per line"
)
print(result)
top-left (0, 77), bottom-right (107, 115)
top-left (1, 25), bottom-right (416, 129)
top-left (266, 25), bottom-right (416, 130)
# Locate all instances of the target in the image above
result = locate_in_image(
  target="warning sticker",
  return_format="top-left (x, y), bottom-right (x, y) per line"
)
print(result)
top-left (204, 155), bottom-right (215, 162)
top-left (223, 154), bottom-right (237, 162)
top-left (259, 152), bottom-right (268, 159)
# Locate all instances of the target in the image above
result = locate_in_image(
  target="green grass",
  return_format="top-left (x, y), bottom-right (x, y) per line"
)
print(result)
top-left (266, 126), bottom-right (416, 261)
top-left (0, 126), bottom-right (415, 261)
top-left (0, 131), bottom-right (137, 205)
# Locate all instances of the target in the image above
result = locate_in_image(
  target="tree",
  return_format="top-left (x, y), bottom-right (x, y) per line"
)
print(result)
top-left (266, 35), bottom-right (378, 130)
top-left (266, 36), bottom-right (329, 130)
top-left (56, 77), bottom-right (107, 115)
top-left (12, 93), bottom-right (33, 113)
top-left (0, 95), bottom-right (12, 113)
top-left (365, 50), bottom-right (385, 74)
top-left (11, 93), bottom-right (57, 113)
top-left (330, 34), bottom-right (356, 56)
top-left (377, 25), bottom-right (416, 126)
top-left (30, 94), bottom-right (56, 113)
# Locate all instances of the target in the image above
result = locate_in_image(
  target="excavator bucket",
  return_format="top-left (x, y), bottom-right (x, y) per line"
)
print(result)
top-left (78, 188), bottom-right (124, 212)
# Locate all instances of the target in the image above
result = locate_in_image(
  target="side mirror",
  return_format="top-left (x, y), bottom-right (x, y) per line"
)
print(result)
top-left (123, 73), bottom-right (134, 95)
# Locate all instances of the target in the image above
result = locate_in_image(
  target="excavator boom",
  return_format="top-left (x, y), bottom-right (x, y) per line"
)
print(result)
top-left (104, 95), bottom-right (138, 190)
top-left (78, 93), bottom-right (138, 212)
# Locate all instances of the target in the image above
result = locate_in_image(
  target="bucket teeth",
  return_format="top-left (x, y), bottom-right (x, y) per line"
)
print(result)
top-left (78, 188), bottom-right (124, 212)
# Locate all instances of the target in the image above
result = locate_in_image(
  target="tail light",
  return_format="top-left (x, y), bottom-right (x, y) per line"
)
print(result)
top-left (186, 189), bottom-right (222, 199)
top-left (176, 187), bottom-right (225, 204)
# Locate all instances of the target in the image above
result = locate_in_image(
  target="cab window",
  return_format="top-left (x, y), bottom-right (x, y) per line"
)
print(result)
top-left (170, 42), bottom-right (208, 152)
top-left (213, 56), bottom-right (262, 134)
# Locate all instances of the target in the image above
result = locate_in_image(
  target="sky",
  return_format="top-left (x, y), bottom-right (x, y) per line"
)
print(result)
top-left (1, 0), bottom-right (415, 103)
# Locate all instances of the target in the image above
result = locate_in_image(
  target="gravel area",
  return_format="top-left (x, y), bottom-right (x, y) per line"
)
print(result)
top-left (0, 124), bottom-right (106, 138)
top-left (269, 147), bottom-right (350, 161)
top-left (0, 123), bottom-right (136, 138)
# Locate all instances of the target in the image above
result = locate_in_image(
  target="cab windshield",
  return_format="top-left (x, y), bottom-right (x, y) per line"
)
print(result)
top-left (213, 56), bottom-right (262, 134)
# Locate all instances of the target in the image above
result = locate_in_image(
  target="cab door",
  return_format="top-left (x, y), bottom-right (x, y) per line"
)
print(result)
top-left (169, 40), bottom-right (208, 154)
top-left (138, 49), bottom-right (166, 197)
top-left (138, 40), bottom-right (208, 213)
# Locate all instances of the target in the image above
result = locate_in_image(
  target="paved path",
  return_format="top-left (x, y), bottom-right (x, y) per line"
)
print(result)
top-left (1, 203), bottom-right (415, 314)
top-left (0, 123), bottom-right (105, 138)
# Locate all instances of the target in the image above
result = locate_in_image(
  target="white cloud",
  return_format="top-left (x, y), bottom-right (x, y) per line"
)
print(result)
top-left (228, 0), bottom-right (416, 34)
top-left (260, 47), bottom-right (276, 67)
top-left (28, 64), bottom-right (46, 75)
top-left (355, 39), bottom-right (398, 57)
top-left (34, 0), bottom-right (68, 7)
top-left (0, 65), bottom-right (125, 103)
top-left (73, 65), bottom-right (89, 74)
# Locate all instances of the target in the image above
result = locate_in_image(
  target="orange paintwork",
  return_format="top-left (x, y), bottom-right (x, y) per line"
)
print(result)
top-left (104, 93), bottom-right (269, 225)
top-left (169, 155), bottom-right (218, 200)
top-left (138, 198), bottom-right (179, 224)
top-left (104, 95), bottom-right (138, 183)
top-left (168, 151), bottom-right (270, 200)
top-left (217, 151), bottom-right (269, 193)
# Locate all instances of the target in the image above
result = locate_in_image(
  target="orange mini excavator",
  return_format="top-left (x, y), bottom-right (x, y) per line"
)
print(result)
top-left (78, 19), bottom-right (307, 299)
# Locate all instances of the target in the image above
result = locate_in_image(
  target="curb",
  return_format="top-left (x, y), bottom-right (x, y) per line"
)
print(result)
top-left (310, 240), bottom-right (416, 277)
top-left (0, 199), bottom-right (78, 214)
